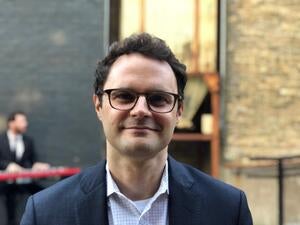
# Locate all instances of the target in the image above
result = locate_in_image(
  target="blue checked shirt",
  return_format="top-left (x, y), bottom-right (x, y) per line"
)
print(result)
top-left (106, 161), bottom-right (169, 225)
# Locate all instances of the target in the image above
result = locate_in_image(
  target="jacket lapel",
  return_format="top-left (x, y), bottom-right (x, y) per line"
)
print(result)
top-left (75, 161), bottom-right (108, 225)
top-left (74, 157), bottom-right (207, 225)
top-left (168, 157), bottom-right (206, 225)
top-left (2, 133), bottom-right (12, 159)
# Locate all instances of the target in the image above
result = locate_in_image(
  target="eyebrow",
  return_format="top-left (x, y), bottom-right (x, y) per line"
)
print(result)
top-left (105, 87), bottom-right (177, 93)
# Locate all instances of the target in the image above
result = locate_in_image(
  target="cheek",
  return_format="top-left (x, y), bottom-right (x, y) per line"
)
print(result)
top-left (102, 108), bottom-right (126, 130)
top-left (154, 113), bottom-right (177, 131)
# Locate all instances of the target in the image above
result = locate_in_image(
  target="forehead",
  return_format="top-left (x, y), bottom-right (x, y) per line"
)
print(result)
top-left (15, 114), bottom-right (27, 121)
top-left (104, 53), bottom-right (178, 92)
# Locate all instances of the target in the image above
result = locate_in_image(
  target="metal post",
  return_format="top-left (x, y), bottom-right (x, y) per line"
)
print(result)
top-left (278, 159), bottom-right (284, 225)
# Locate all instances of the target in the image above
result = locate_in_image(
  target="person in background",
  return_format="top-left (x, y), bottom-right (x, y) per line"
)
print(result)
top-left (21, 33), bottom-right (252, 225)
top-left (0, 111), bottom-right (50, 225)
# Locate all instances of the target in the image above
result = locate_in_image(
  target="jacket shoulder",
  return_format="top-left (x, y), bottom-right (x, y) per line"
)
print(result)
top-left (32, 162), bottom-right (105, 205)
top-left (168, 157), bottom-right (253, 224)
top-left (0, 132), bottom-right (7, 142)
top-left (21, 162), bottom-right (107, 225)
top-left (169, 156), bottom-right (242, 199)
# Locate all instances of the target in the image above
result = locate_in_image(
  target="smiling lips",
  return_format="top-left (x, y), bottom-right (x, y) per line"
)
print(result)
top-left (122, 120), bottom-right (161, 132)
top-left (125, 126), bottom-right (158, 131)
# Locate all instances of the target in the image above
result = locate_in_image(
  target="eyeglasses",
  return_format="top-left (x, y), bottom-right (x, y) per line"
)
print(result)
top-left (97, 88), bottom-right (182, 113)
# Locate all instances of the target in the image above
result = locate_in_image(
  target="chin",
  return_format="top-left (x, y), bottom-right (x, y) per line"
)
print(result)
top-left (122, 141), bottom-right (164, 158)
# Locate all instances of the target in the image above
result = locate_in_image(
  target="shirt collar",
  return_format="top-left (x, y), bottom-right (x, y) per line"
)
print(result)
top-left (106, 163), bottom-right (121, 196)
top-left (106, 160), bottom-right (169, 197)
top-left (7, 130), bottom-right (22, 141)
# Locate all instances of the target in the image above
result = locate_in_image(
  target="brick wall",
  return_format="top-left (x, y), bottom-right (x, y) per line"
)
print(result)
top-left (225, 0), bottom-right (300, 158)
top-left (224, 0), bottom-right (300, 224)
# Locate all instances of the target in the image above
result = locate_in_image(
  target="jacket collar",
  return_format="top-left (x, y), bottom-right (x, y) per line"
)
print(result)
top-left (76, 161), bottom-right (109, 225)
top-left (75, 157), bottom-right (206, 225)
top-left (2, 132), bottom-right (10, 151)
top-left (168, 156), bottom-right (206, 225)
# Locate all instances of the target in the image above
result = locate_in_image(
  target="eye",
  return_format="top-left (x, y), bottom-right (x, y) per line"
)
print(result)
top-left (111, 90), bottom-right (136, 104)
top-left (148, 93), bottom-right (173, 107)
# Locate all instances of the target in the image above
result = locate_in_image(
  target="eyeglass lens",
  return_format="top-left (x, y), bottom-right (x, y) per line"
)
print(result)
top-left (109, 89), bottom-right (176, 113)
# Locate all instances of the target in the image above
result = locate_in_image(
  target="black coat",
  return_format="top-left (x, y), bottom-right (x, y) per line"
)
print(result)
top-left (21, 156), bottom-right (253, 225)
top-left (0, 132), bottom-right (36, 170)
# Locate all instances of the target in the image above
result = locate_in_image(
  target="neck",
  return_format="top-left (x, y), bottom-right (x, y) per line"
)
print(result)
top-left (8, 129), bottom-right (19, 136)
top-left (107, 146), bottom-right (168, 201)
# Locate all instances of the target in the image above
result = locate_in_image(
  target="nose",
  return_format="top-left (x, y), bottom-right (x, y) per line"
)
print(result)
top-left (129, 95), bottom-right (151, 117)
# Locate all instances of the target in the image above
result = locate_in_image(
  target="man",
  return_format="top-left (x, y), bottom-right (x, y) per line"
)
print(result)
top-left (21, 33), bottom-right (253, 225)
top-left (0, 111), bottom-right (50, 225)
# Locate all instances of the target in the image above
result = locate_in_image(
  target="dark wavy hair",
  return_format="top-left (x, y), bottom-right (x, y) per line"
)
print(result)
top-left (7, 111), bottom-right (26, 123)
top-left (94, 33), bottom-right (187, 99)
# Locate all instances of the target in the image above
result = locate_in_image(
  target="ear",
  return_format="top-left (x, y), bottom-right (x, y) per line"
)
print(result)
top-left (93, 94), bottom-right (102, 121)
top-left (176, 101), bottom-right (183, 121)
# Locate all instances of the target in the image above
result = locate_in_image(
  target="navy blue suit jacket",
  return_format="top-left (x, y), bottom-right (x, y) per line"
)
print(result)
top-left (21, 157), bottom-right (253, 225)
top-left (0, 132), bottom-right (36, 170)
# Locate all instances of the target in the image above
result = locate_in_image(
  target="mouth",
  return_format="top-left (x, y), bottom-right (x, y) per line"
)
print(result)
top-left (124, 126), bottom-right (159, 131)
top-left (121, 119), bottom-right (162, 132)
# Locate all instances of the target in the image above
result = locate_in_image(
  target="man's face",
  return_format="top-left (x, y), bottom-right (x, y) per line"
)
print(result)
top-left (10, 114), bottom-right (28, 134)
top-left (93, 53), bottom-right (182, 160)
